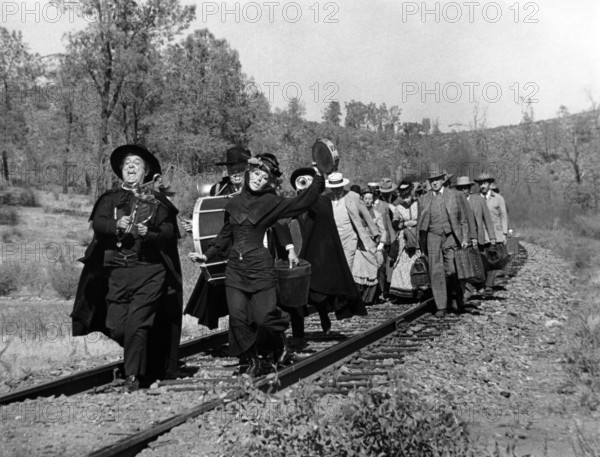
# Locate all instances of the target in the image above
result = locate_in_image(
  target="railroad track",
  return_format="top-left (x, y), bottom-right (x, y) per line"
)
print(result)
top-left (0, 241), bottom-right (526, 457)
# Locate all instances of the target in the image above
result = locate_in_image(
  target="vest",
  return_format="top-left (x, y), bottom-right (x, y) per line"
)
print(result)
top-left (428, 192), bottom-right (451, 236)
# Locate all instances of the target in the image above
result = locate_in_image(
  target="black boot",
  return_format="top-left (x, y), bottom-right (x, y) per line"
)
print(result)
top-left (243, 347), bottom-right (262, 377)
top-left (124, 375), bottom-right (139, 392)
top-left (246, 356), bottom-right (261, 378)
top-left (273, 333), bottom-right (290, 365)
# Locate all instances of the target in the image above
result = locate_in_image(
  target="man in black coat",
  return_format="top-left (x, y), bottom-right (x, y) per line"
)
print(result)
top-left (71, 144), bottom-right (182, 390)
top-left (210, 146), bottom-right (250, 196)
top-left (285, 167), bottom-right (366, 345)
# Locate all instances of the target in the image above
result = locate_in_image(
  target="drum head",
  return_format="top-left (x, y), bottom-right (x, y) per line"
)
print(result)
top-left (311, 139), bottom-right (339, 175)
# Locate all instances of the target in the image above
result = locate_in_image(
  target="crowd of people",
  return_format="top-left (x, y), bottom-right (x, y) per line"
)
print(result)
top-left (71, 140), bottom-right (510, 388)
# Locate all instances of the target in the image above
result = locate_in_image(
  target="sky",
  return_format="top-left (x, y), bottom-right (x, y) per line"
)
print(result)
top-left (3, 0), bottom-right (599, 130)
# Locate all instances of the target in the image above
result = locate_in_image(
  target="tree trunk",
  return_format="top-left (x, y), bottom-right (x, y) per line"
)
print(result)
top-left (2, 150), bottom-right (8, 182)
top-left (63, 109), bottom-right (73, 194)
top-left (96, 109), bottom-right (110, 198)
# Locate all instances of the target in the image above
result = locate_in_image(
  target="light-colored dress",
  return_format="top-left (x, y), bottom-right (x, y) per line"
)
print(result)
top-left (390, 201), bottom-right (419, 297)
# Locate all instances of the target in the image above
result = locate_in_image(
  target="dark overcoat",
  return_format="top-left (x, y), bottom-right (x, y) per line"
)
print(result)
top-left (71, 189), bottom-right (182, 377)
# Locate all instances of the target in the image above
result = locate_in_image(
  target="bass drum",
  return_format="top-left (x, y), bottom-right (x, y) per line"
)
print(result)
top-left (192, 195), bottom-right (230, 283)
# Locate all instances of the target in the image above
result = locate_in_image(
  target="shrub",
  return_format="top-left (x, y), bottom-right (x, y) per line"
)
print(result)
top-left (574, 214), bottom-right (600, 240)
top-left (225, 382), bottom-right (475, 457)
top-left (19, 262), bottom-right (48, 297)
top-left (42, 205), bottom-right (89, 217)
top-left (49, 257), bottom-right (80, 299)
top-left (1, 227), bottom-right (23, 243)
top-left (0, 185), bottom-right (38, 207)
top-left (0, 207), bottom-right (19, 226)
top-left (0, 262), bottom-right (21, 296)
top-left (18, 186), bottom-right (38, 207)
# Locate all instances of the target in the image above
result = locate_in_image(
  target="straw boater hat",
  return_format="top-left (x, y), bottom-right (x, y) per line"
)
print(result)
top-left (474, 172), bottom-right (496, 183)
top-left (455, 176), bottom-right (475, 188)
top-left (110, 144), bottom-right (161, 183)
top-left (378, 178), bottom-right (398, 193)
top-left (326, 172), bottom-right (350, 188)
top-left (215, 146), bottom-right (251, 166)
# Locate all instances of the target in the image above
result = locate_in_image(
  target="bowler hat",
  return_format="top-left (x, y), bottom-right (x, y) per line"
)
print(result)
top-left (378, 178), bottom-right (398, 193)
top-left (474, 172), bottom-right (496, 183)
top-left (424, 164), bottom-right (446, 180)
top-left (215, 146), bottom-right (251, 166)
top-left (290, 167), bottom-right (317, 190)
top-left (110, 144), bottom-right (161, 183)
top-left (455, 176), bottom-right (475, 188)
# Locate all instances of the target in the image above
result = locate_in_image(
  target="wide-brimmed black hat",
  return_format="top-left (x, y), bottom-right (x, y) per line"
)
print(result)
top-left (110, 144), bottom-right (161, 182)
top-left (290, 167), bottom-right (317, 190)
top-left (215, 146), bottom-right (251, 166)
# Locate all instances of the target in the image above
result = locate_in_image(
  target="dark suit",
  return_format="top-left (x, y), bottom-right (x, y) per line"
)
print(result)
top-left (417, 188), bottom-right (468, 311)
top-left (466, 193), bottom-right (496, 245)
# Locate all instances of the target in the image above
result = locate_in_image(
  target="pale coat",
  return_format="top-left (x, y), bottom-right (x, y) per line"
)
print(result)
top-left (482, 191), bottom-right (508, 243)
top-left (328, 190), bottom-right (380, 252)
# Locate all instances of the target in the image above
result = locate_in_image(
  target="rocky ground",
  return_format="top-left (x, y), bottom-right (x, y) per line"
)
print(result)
top-left (398, 242), bottom-right (592, 456)
top-left (138, 242), bottom-right (594, 457)
top-left (2, 242), bottom-right (593, 457)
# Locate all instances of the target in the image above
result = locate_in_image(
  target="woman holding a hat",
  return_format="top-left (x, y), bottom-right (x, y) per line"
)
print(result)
top-left (72, 144), bottom-right (183, 391)
top-left (190, 154), bottom-right (325, 376)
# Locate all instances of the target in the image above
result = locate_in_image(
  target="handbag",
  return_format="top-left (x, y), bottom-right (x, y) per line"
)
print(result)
top-left (410, 255), bottom-right (430, 289)
top-left (483, 244), bottom-right (511, 270)
top-left (455, 248), bottom-right (486, 284)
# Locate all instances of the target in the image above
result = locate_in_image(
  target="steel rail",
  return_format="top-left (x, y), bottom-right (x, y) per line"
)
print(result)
top-left (87, 298), bottom-right (434, 457)
top-left (0, 330), bottom-right (229, 406)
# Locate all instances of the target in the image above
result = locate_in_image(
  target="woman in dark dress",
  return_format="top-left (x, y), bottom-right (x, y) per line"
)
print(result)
top-left (189, 154), bottom-right (324, 376)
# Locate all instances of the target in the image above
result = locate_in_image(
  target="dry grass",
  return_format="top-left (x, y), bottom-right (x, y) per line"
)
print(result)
top-left (0, 299), bottom-right (122, 379)
top-left (0, 189), bottom-right (227, 382)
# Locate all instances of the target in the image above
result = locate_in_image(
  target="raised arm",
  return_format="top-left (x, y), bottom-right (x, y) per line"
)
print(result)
top-left (266, 174), bottom-right (325, 222)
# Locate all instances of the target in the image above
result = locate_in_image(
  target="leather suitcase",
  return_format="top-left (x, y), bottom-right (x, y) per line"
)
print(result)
top-left (455, 248), bottom-right (486, 284)
top-left (410, 256), bottom-right (430, 289)
top-left (483, 244), bottom-right (511, 270)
